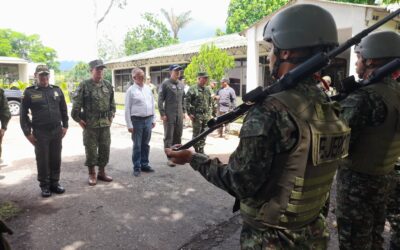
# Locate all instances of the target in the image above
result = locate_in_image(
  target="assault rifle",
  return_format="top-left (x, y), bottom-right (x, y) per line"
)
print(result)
top-left (176, 8), bottom-right (400, 150)
top-left (332, 58), bottom-right (400, 101)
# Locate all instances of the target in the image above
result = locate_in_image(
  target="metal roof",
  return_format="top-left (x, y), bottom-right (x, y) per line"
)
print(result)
top-left (106, 33), bottom-right (247, 65)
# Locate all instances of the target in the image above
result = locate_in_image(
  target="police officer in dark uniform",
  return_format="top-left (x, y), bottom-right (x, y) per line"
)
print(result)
top-left (20, 65), bottom-right (69, 197)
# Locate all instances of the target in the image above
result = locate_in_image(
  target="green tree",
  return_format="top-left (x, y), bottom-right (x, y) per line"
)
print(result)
top-left (66, 61), bottom-right (111, 84)
top-left (0, 29), bottom-right (59, 70)
top-left (184, 44), bottom-right (235, 85)
top-left (226, 0), bottom-right (289, 34)
top-left (124, 13), bottom-right (178, 55)
top-left (215, 28), bottom-right (226, 37)
top-left (226, 0), bottom-right (398, 34)
top-left (98, 35), bottom-right (125, 60)
top-left (160, 8), bottom-right (193, 39)
top-left (66, 62), bottom-right (90, 83)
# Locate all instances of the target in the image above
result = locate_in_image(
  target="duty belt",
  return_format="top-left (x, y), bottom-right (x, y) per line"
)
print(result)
top-left (32, 123), bottom-right (61, 130)
top-left (87, 111), bottom-right (110, 119)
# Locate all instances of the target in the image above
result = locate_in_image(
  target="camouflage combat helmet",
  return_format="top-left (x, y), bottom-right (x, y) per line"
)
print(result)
top-left (263, 4), bottom-right (338, 50)
top-left (355, 31), bottom-right (400, 59)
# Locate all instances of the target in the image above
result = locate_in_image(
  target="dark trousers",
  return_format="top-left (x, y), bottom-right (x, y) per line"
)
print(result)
top-left (217, 110), bottom-right (230, 136)
top-left (33, 127), bottom-right (62, 188)
top-left (163, 115), bottom-right (183, 148)
top-left (131, 116), bottom-right (153, 171)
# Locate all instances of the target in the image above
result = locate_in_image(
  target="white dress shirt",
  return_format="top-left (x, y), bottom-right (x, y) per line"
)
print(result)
top-left (124, 82), bottom-right (155, 129)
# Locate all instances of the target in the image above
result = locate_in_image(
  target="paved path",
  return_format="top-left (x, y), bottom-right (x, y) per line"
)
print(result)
top-left (0, 112), bottom-right (392, 249)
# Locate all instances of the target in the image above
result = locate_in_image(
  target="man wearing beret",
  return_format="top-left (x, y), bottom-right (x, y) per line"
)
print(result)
top-left (20, 65), bottom-right (69, 197)
top-left (71, 59), bottom-right (116, 186)
top-left (158, 64), bottom-right (186, 166)
top-left (185, 72), bottom-right (214, 153)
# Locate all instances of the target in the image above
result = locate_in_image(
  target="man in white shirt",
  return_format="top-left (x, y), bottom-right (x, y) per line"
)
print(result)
top-left (125, 68), bottom-right (156, 177)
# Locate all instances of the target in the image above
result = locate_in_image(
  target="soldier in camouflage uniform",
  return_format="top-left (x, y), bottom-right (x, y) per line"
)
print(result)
top-left (185, 72), bottom-right (214, 153)
top-left (71, 60), bottom-right (116, 186)
top-left (166, 5), bottom-right (350, 249)
top-left (336, 31), bottom-right (400, 250)
top-left (0, 88), bottom-right (11, 165)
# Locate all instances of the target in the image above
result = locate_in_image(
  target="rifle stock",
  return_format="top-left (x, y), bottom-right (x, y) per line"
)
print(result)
top-left (176, 8), bottom-right (400, 151)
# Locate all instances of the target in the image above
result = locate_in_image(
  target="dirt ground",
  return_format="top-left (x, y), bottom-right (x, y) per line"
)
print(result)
top-left (0, 114), bottom-right (392, 249)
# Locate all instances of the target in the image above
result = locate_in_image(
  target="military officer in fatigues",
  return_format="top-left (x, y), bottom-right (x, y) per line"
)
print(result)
top-left (20, 65), bottom-right (69, 197)
top-left (158, 64), bottom-right (186, 166)
top-left (336, 31), bottom-right (400, 250)
top-left (166, 5), bottom-right (350, 249)
top-left (0, 87), bottom-right (11, 166)
top-left (185, 72), bottom-right (213, 153)
top-left (71, 59), bottom-right (116, 186)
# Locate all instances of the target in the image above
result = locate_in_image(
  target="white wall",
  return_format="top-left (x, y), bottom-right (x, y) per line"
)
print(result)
top-left (18, 64), bottom-right (28, 83)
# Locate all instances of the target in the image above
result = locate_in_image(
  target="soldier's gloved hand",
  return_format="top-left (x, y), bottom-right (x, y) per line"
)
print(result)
top-left (26, 134), bottom-right (37, 146)
top-left (165, 146), bottom-right (193, 165)
top-left (79, 120), bottom-right (87, 129)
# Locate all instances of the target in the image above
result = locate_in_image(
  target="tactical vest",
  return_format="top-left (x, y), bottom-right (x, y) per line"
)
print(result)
top-left (240, 89), bottom-right (350, 230)
top-left (83, 80), bottom-right (113, 117)
top-left (190, 86), bottom-right (212, 116)
top-left (348, 82), bottom-right (400, 175)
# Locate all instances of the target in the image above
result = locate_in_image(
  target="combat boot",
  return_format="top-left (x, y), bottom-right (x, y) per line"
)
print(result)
top-left (97, 167), bottom-right (113, 182)
top-left (88, 166), bottom-right (97, 186)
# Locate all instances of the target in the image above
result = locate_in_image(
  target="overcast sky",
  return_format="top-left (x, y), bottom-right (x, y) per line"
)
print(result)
top-left (0, 0), bottom-right (230, 62)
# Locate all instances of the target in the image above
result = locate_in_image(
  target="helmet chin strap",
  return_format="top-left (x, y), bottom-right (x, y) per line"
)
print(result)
top-left (271, 47), bottom-right (281, 79)
top-left (271, 46), bottom-right (312, 79)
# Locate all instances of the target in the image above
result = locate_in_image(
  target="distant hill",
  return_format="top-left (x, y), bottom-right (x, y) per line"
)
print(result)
top-left (59, 60), bottom-right (78, 71)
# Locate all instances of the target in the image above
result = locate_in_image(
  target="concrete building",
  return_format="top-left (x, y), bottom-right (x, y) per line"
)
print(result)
top-left (105, 34), bottom-right (267, 104)
top-left (106, 0), bottom-right (399, 104)
top-left (0, 56), bottom-right (29, 85)
top-left (243, 0), bottom-right (400, 92)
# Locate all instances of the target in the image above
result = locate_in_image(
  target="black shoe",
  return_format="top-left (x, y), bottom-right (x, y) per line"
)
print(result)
top-left (133, 169), bottom-right (141, 177)
top-left (41, 187), bottom-right (52, 198)
top-left (141, 166), bottom-right (155, 173)
top-left (50, 185), bottom-right (65, 194)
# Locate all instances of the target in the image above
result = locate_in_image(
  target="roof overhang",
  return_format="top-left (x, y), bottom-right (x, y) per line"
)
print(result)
top-left (0, 56), bottom-right (29, 65)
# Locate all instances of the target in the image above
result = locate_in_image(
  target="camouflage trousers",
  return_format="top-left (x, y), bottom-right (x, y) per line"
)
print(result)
top-left (387, 170), bottom-right (400, 250)
top-left (192, 117), bottom-right (208, 153)
top-left (336, 168), bottom-right (392, 250)
top-left (240, 215), bottom-right (329, 250)
top-left (83, 127), bottom-right (111, 167)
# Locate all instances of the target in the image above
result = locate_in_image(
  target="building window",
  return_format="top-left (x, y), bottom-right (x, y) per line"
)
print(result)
top-left (114, 69), bottom-right (132, 92)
